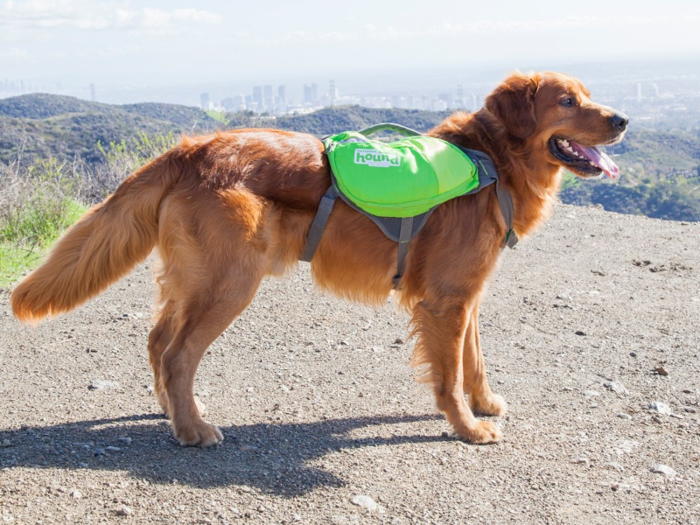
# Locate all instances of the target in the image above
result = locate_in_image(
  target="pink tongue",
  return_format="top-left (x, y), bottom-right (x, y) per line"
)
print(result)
top-left (571, 142), bottom-right (619, 178)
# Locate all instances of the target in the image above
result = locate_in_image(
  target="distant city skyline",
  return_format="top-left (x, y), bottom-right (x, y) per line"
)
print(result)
top-left (1, 0), bottom-right (699, 98)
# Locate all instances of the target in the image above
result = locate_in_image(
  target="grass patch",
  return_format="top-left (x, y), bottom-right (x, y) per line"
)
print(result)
top-left (0, 198), bottom-right (88, 288)
top-left (205, 109), bottom-right (228, 124)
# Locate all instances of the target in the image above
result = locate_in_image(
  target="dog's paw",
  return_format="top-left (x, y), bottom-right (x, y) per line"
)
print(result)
top-left (174, 422), bottom-right (224, 448)
top-left (470, 393), bottom-right (507, 417)
top-left (457, 420), bottom-right (501, 444)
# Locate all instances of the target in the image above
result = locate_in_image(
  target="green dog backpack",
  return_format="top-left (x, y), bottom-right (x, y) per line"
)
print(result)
top-left (300, 123), bottom-right (517, 288)
top-left (324, 124), bottom-right (481, 218)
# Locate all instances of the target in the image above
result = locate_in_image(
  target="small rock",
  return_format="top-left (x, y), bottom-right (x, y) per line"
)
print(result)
top-left (654, 366), bottom-right (669, 377)
top-left (584, 390), bottom-right (600, 398)
top-left (372, 346), bottom-right (383, 352)
top-left (629, 351), bottom-right (637, 357)
top-left (116, 505), bottom-right (134, 516)
top-left (0, 439), bottom-right (12, 447)
top-left (604, 462), bottom-right (624, 472)
top-left (394, 337), bottom-right (404, 345)
top-left (616, 413), bottom-right (631, 420)
top-left (648, 401), bottom-right (672, 415)
top-left (89, 380), bottom-right (118, 391)
top-left (572, 457), bottom-right (589, 466)
top-left (575, 331), bottom-right (587, 336)
top-left (70, 489), bottom-right (82, 499)
top-left (351, 495), bottom-right (378, 511)
top-left (604, 381), bottom-right (628, 395)
top-left (93, 448), bottom-right (106, 456)
top-left (650, 464), bottom-right (676, 477)
top-left (105, 446), bottom-right (121, 452)
top-left (118, 437), bottom-right (132, 445)
top-left (556, 292), bottom-right (572, 302)
top-left (684, 407), bottom-right (697, 414)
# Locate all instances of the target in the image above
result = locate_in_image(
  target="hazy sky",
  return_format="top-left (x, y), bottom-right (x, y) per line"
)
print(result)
top-left (2, 0), bottom-right (700, 88)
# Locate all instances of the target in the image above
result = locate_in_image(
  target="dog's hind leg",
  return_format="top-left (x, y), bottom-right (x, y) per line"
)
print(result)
top-left (462, 304), bottom-right (507, 416)
top-left (160, 270), bottom-right (263, 447)
top-left (147, 299), bottom-right (177, 416)
top-left (411, 294), bottom-right (501, 444)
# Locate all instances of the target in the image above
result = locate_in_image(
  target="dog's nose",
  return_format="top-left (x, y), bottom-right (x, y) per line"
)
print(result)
top-left (610, 113), bottom-right (629, 132)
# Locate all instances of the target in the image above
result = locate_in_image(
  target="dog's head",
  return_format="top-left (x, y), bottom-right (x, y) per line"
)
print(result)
top-left (485, 71), bottom-right (628, 179)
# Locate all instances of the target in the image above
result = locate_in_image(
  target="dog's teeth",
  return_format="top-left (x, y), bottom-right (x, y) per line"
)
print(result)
top-left (561, 140), bottom-right (569, 147)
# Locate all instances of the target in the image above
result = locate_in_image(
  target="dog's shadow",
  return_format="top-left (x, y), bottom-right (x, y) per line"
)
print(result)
top-left (0, 413), bottom-right (444, 496)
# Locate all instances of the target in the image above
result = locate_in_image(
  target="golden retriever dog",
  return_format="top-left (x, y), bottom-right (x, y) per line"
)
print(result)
top-left (11, 71), bottom-right (627, 447)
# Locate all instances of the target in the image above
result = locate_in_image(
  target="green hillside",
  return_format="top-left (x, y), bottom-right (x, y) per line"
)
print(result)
top-left (0, 94), bottom-right (221, 163)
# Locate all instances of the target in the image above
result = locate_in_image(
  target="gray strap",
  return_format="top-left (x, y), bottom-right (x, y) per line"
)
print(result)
top-left (358, 123), bottom-right (422, 138)
top-left (495, 180), bottom-right (518, 249)
top-left (393, 216), bottom-right (414, 289)
top-left (300, 186), bottom-right (338, 262)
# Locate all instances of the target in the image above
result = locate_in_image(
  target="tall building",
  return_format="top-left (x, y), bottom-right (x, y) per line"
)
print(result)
top-left (303, 83), bottom-right (319, 105)
top-left (263, 85), bottom-right (274, 111)
top-left (456, 84), bottom-right (464, 108)
top-left (277, 85), bottom-right (286, 104)
top-left (252, 86), bottom-right (263, 111)
top-left (200, 92), bottom-right (210, 110)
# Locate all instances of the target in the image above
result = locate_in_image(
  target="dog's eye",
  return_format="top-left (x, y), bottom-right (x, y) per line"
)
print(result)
top-left (560, 97), bottom-right (575, 107)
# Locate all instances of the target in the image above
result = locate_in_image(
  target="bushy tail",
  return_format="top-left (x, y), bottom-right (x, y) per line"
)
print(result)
top-left (11, 152), bottom-right (181, 324)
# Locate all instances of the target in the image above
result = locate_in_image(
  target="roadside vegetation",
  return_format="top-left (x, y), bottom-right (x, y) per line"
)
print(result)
top-left (0, 133), bottom-right (176, 288)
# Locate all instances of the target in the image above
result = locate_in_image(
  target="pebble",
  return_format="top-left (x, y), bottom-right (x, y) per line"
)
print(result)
top-left (584, 390), bottom-right (600, 398)
top-left (616, 413), bottom-right (631, 420)
top-left (351, 495), bottom-right (378, 511)
top-left (604, 462), bottom-right (625, 472)
top-left (604, 381), bottom-right (628, 395)
top-left (654, 366), bottom-right (669, 376)
top-left (0, 439), bottom-right (12, 447)
top-left (556, 292), bottom-right (572, 302)
top-left (118, 437), bottom-right (132, 445)
top-left (70, 489), bottom-right (82, 499)
top-left (650, 464), bottom-right (676, 477)
top-left (89, 380), bottom-right (118, 391)
top-left (572, 457), bottom-right (589, 466)
top-left (116, 505), bottom-right (134, 516)
top-left (575, 330), bottom-right (587, 336)
top-left (105, 446), bottom-right (121, 452)
top-left (648, 401), bottom-right (672, 415)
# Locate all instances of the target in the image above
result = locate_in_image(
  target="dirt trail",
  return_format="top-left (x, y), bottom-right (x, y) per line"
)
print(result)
top-left (1, 203), bottom-right (699, 524)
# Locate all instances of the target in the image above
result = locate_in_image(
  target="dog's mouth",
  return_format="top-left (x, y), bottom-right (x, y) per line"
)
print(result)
top-left (548, 137), bottom-right (620, 179)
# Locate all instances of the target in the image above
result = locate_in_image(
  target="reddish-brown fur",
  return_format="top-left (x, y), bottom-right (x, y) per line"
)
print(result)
top-left (11, 72), bottom-right (626, 446)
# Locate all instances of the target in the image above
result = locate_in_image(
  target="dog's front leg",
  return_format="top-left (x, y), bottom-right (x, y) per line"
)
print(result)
top-left (463, 303), bottom-right (507, 417)
top-left (411, 296), bottom-right (501, 444)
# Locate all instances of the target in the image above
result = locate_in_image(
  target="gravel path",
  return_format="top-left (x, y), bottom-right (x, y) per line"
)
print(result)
top-left (1, 204), bottom-right (699, 524)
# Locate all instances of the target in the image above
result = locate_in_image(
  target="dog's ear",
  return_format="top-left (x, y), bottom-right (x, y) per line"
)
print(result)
top-left (485, 72), bottom-right (539, 139)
